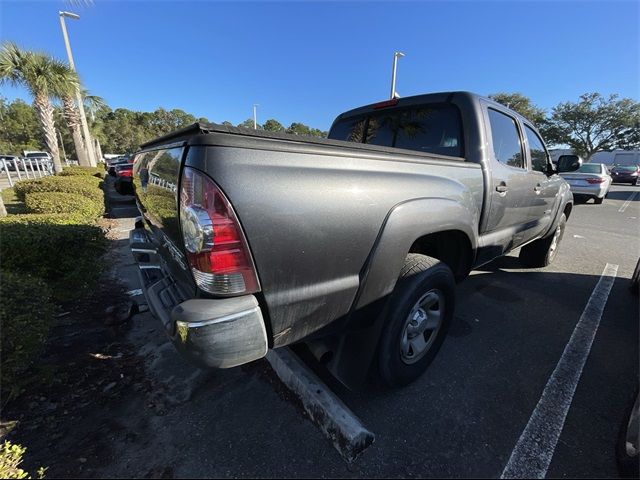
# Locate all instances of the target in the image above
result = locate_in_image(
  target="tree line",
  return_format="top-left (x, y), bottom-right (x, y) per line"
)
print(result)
top-left (0, 96), bottom-right (329, 158)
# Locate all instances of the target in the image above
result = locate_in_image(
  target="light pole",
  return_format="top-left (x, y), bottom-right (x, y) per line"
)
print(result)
top-left (59, 11), bottom-right (97, 166)
top-left (253, 104), bottom-right (259, 130)
top-left (389, 51), bottom-right (405, 100)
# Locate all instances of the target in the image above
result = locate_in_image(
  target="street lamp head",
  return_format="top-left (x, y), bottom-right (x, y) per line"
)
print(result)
top-left (395, 51), bottom-right (405, 58)
top-left (60, 11), bottom-right (80, 20)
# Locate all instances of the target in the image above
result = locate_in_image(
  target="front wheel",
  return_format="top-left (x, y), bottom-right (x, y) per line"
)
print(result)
top-left (376, 254), bottom-right (455, 387)
top-left (519, 213), bottom-right (567, 268)
top-left (594, 196), bottom-right (604, 204)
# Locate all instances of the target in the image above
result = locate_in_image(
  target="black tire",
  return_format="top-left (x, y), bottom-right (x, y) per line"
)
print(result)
top-left (376, 254), bottom-right (455, 387)
top-left (594, 196), bottom-right (604, 204)
top-left (519, 213), bottom-right (567, 268)
top-left (630, 258), bottom-right (640, 296)
top-left (617, 390), bottom-right (639, 478)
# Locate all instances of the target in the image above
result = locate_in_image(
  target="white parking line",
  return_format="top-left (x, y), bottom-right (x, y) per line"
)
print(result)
top-left (618, 191), bottom-right (638, 213)
top-left (500, 263), bottom-right (618, 479)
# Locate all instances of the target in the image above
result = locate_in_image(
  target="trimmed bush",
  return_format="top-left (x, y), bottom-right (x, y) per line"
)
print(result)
top-left (59, 165), bottom-right (105, 179)
top-left (0, 217), bottom-right (107, 301)
top-left (0, 271), bottom-right (54, 401)
top-left (25, 192), bottom-right (104, 220)
top-left (14, 176), bottom-right (103, 203)
top-left (1, 188), bottom-right (26, 215)
top-left (0, 212), bottom-right (94, 225)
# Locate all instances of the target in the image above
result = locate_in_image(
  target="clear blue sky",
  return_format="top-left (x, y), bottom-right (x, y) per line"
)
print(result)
top-left (1, 0), bottom-right (638, 130)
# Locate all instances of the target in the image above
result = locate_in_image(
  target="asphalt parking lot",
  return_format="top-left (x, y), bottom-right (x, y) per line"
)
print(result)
top-left (102, 180), bottom-right (638, 478)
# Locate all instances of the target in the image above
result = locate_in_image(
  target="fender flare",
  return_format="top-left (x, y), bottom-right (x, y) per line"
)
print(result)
top-left (354, 196), bottom-right (478, 310)
top-left (326, 196), bottom-right (478, 389)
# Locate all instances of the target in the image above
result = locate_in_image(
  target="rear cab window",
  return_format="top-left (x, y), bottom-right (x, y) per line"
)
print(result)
top-left (329, 103), bottom-right (464, 158)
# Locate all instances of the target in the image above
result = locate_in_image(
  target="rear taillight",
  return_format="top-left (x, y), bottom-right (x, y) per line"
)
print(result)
top-left (179, 167), bottom-right (260, 295)
top-left (586, 178), bottom-right (606, 184)
top-left (120, 170), bottom-right (133, 177)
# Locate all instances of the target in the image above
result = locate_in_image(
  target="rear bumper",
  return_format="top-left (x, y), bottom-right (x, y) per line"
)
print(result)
top-left (569, 184), bottom-right (608, 198)
top-left (129, 224), bottom-right (268, 369)
top-left (612, 175), bottom-right (637, 183)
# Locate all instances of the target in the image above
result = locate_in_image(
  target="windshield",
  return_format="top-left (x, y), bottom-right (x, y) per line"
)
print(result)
top-left (26, 152), bottom-right (47, 158)
top-left (577, 164), bottom-right (602, 174)
top-left (329, 103), bottom-right (464, 158)
top-left (613, 165), bottom-right (638, 172)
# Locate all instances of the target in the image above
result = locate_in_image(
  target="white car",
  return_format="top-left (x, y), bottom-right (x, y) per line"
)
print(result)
top-left (560, 163), bottom-right (612, 204)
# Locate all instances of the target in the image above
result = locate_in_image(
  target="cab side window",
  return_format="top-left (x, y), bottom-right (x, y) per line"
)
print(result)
top-left (524, 125), bottom-right (549, 173)
top-left (488, 108), bottom-right (524, 169)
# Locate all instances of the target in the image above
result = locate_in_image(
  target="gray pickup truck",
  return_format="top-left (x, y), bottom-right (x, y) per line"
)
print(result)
top-left (129, 91), bottom-right (580, 388)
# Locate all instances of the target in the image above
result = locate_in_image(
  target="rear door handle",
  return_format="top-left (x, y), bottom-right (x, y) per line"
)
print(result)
top-left (496, 185), bottom-right (508, 193)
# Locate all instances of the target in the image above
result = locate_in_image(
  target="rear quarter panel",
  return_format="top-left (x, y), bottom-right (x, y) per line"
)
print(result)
top-left (186, 141), bottom-right (483, 346)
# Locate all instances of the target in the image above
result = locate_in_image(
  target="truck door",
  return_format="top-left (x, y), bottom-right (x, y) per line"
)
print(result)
top-left (522, 123), bottom-right (562, 239)
top-left (483, 106), bottom-right (539, 251)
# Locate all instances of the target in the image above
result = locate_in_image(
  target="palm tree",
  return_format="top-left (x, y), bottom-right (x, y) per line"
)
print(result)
top-left (58, 79), bottom-right (90, 167)
top-left (82, 89), bottom-right (106, 123)
top-left (83, 90), bottom-right (107, 164)
top-left (0, 42), bottom-right (79, 173)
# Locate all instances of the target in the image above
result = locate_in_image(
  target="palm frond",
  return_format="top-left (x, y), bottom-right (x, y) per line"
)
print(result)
top-left (0, 42), bottom-right (28, 87)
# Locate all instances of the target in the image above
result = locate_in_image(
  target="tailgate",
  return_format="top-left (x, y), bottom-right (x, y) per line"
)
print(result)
top-left (132, 145), bottom-right (196, 297)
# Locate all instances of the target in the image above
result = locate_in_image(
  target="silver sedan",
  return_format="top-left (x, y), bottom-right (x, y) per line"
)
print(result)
top-left (560, 163), bottom-right (612, 204)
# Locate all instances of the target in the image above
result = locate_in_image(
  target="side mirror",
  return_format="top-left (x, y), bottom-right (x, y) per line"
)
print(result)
top-left (546, 163), bottom-right (556, 176)
top-left (557, 154), bottom-right (583, 173)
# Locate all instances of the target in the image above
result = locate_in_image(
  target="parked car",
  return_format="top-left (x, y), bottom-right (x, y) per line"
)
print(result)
top-left (559, 163), bottom-right (612, 204)
top-left (114, 163), bottom-right (134, 194)
top-left (0, 154), bottom-right (20, 171)
top-left (23, 152), bottom-right (53, 172)
top-left (610, 164), bottom-right (640, 185)
top-left (128, 91), bottom-right (579, 388)
top-left (108, 157), bottom-right (130, 176)
top-left (590, 150), bottom-right (640, 170)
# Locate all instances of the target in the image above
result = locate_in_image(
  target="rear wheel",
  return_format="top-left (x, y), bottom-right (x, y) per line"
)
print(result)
top-left (519, 213), bottom-right (567, 268)
top-left (630, 258), bottom-right (640, 295)
top-left (376, 254), bottom-right (455, 387)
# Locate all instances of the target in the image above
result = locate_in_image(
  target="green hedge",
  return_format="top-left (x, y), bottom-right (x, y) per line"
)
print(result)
top-left (25, 191), bottom-right (104, 220)
top-left (0, 271), bottom-right (54, 401)
top-left (0, 212), bottom-right (94, 225)
top-left (59, 165), bottom-right (105, 179)
top-left (0, 217), bottom-right (107, 301)
top-left (14, 176), bottom-right (103, 203)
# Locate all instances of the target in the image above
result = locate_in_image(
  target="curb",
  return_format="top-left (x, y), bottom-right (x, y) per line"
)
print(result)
top-left (266, 348), bottom-right (375, 462)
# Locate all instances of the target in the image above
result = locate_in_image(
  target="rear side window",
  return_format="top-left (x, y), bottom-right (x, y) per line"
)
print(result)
top-left (488, 108), bottom-right (524, 169)
top-left (524, 125), bottom-right (549, 173)
top-left (329, 104), bottom-right (464, 158)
